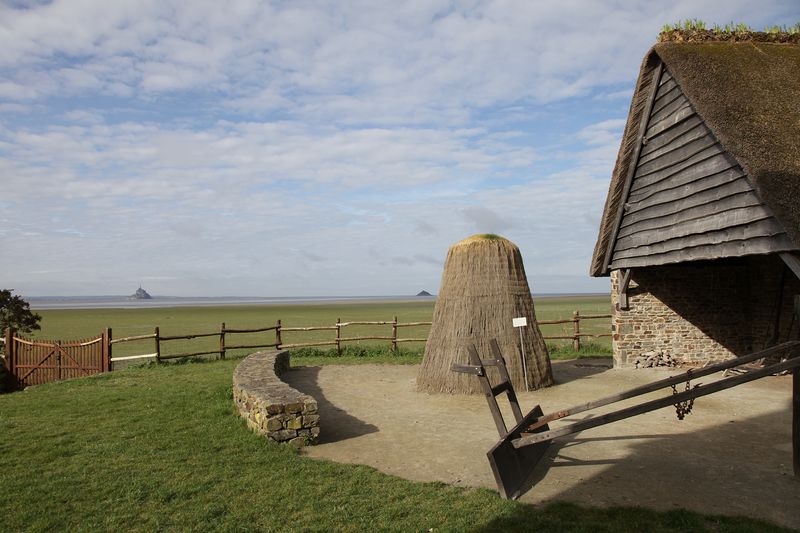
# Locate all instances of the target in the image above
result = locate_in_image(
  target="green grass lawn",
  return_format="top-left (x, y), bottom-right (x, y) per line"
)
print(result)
top-left (0, 358), bottom-right (788, 532)
top-left (26, 296), bottom-right (613, 362)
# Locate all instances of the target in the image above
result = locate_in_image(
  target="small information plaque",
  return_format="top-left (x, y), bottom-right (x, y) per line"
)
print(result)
top-left (512, 317), bottom-right (527, 328)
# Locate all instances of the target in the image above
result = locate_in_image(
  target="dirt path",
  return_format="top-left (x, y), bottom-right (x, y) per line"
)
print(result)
top-left (282, 360), bottom-right (799, 529)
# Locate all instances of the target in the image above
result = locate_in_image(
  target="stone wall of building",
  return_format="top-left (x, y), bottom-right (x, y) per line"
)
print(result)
top-left (611, 255), bottom-right (799, 367)
top-left (233, 350), bottom-right (319, 448)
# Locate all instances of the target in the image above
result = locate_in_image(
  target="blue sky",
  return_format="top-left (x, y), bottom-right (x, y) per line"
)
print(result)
top-left (2, 0), bottom-right (798, 297)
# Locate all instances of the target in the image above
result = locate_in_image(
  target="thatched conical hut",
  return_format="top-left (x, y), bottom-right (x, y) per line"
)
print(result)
top-left (417, 234), bottom-right (553, 394)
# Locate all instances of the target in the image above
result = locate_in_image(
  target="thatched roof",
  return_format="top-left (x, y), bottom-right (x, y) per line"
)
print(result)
top-left (591, 40), bottom-right (800, 276)
top-left (417, 234), bottom-right (553, 394)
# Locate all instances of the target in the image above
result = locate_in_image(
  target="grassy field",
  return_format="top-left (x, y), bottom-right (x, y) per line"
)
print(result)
top-left (26, 295), bottom-right (613, 361)
top-left (0, 358), bottom-right (788, 532)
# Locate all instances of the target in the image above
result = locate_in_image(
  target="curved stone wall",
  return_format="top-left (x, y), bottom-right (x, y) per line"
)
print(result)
top-left (233, 350), bottom-right (319, 447)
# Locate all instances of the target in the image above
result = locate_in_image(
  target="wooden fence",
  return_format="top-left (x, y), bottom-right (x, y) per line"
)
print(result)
top-left (540, 311), bottom-right (613, 351)
top-left (107, 317), bottom-right (432, 367)
top-left (106, 312), bottom-right (611, 367)
top-left (3, 312), bottom-right (612, 378)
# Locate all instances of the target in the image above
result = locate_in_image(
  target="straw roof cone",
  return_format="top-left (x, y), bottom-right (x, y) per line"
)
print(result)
top-left (417, 234), bottom-right (554, 394)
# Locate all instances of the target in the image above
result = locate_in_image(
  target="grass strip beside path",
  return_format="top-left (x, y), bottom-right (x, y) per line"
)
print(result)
top-left (0, 358), bottom-right (790, 532)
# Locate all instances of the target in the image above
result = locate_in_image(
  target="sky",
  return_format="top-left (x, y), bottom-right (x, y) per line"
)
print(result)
top-left (1, 1), bottom-right (798, 297)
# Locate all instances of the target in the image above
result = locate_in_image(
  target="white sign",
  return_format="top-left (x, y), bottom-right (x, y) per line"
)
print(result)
top-left (512, 317), bottom-right (527, 328)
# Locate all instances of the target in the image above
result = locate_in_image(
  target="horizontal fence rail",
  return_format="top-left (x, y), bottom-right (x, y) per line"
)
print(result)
top-left (4, 311), bottom-right (611, 384)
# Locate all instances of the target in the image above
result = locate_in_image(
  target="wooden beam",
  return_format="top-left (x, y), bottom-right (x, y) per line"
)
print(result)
top-left (523, 341), bottom-right (798, 434)
top-left (618, 268), bottom-right (632, 310)
top-left (514, 353), bottom-right (800, 449)
top-left (602, 61), bottom-right (664, 274)
top-left (781, 253), bottom-right (800, 281)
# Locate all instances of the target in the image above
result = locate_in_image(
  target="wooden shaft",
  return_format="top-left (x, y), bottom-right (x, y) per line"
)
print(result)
top-left (396, 338), bottom-right (428, 343)
top-left (515, 354), bottom-right (800, 448)
top-left (526, 341), bottom-right (799, 432)
top-left (275, 320), bottom-right (282, 347)
top-left (468, 344), bottom-right (508, 438)
top-left (395, 321), bottom-right (433, 327)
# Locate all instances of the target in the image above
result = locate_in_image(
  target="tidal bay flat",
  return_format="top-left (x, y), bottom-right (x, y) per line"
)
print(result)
top-left (29, 295), bottom-right (613, 361)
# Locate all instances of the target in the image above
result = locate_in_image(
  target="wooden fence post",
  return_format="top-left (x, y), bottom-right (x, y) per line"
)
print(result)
top-left (391, 316), bottom-right (398, 353)
top-left (276, 320), bottom-right (282, 349)
top-left (336, 318), bottom-right (342, 356)
top-left (219, 322), bottom-right (226, 360)
top-left (104, 328), bottom-right (113, 372)
top-left (154, 326), bottom-right (161, 363)
top-left (573, 311), bottom-right (581, 352)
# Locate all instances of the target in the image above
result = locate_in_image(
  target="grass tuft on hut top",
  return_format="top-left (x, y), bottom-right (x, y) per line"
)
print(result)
top-left (658, 20), bottom-right (800, 43)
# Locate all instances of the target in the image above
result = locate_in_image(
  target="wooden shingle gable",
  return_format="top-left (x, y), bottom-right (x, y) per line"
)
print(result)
top-left (601, 61), bottom-right (795, 272)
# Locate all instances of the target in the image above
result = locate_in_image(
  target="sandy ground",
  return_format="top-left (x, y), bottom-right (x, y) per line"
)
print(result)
top-left (282, 360), bottom-right (799, 529)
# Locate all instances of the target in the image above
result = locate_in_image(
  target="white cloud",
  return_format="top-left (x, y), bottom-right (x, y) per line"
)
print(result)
top-left (0, 0), bottom-right (795, 296)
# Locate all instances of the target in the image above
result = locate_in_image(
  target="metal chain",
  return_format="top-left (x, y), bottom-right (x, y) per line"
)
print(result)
top-left (671, 369), bottom-right (698, 420)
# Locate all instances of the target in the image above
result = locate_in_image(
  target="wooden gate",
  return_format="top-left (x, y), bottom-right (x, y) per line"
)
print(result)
top-left (3, 330), bottom-right (109, 388)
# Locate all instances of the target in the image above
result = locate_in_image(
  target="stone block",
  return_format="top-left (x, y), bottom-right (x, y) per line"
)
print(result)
top-left (303, 415), bottom-right (320, 427)
top-left (270, 429), bottom-right (297, 441)
top-left (303, 401), bottom-right (318, 414)
top-left (288, 436), bottom-right (305, 449)
top-left (286, 402), bottom-right (303, 414)
top-left (285, 417), bottom-right (303, 430)
top-left (266, 417), bottom-right (283, 431)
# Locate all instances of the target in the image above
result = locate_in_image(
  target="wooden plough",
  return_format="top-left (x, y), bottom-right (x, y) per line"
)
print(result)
top-left (452, 339), bottom-right (800, 500)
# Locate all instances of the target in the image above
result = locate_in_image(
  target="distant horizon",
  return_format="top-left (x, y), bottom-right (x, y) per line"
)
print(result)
top-left (27, 291), bottom-right (610, 299)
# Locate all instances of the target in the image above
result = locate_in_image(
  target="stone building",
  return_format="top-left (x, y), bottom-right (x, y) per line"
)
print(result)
top-left (590, 34), bottom-right (800, 367)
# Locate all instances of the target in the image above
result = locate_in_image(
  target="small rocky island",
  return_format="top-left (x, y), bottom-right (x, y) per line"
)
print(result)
top-left (129, 286), bottom-right (153, 300)
top-left (416, 290), bottom-right (432, 296)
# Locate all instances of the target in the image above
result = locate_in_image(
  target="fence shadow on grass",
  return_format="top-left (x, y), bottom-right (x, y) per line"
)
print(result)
top-left (281, 366), bottom-right (379, 443)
